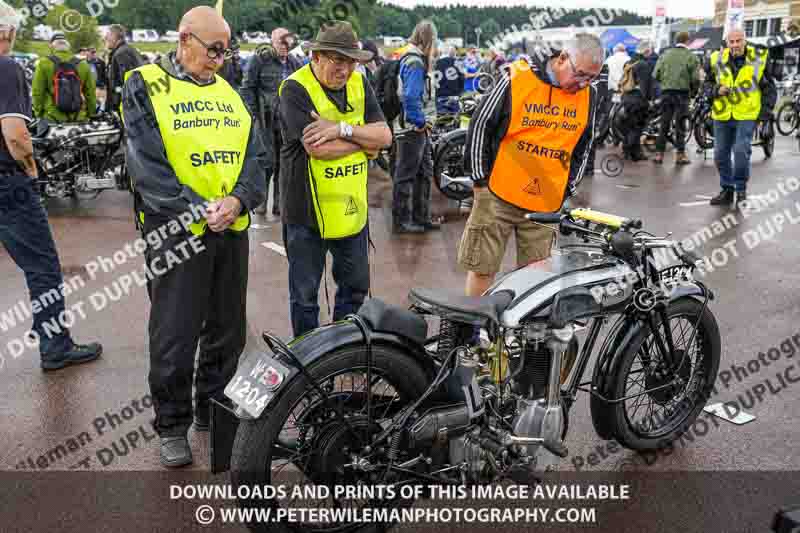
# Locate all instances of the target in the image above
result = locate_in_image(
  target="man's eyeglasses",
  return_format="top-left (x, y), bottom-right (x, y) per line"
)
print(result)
top-left (189, 32), bottom-right (233, 61)
top-left (322, 52), bottom-right (357, 68)
top-left (565, 53), bottom-right (598, 84)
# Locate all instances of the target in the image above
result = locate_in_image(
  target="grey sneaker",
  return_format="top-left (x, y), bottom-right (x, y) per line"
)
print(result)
top-left (160, 436), bottom-right (193, 468)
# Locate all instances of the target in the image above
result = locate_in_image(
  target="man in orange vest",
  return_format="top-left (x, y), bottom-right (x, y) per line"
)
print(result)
top-left (458, 33), bottom-right (604, 300)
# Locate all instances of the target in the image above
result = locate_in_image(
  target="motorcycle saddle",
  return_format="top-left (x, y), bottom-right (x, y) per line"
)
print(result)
top-left (409, 288), bottom-right (514, 326)
top-left (357, 298), bottom-right (428, 346)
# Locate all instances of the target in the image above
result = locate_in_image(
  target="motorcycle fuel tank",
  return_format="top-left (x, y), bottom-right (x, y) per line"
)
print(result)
top-left (487, 249), bottom-right (636, 328)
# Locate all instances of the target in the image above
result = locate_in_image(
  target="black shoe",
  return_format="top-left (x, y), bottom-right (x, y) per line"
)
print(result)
top-left (417, 220), bottom-right (441, 231)
top-left (393, 222), bottom-right (426, 234)
top-left (735, 191), bottom-right (747, 208)
top-left (272, 206), bottom-right (280, 216)
top-left (41, 342), bottom-right (102, 371)
top-left (709, 189), bottom-right (734, 206)
top-left (160, 436), bottom-right (193, 468)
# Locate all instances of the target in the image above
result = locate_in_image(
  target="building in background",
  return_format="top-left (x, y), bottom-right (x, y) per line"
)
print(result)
top-left (714, 0), bottom-right (800, 41)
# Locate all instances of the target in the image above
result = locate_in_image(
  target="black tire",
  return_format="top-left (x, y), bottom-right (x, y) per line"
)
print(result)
top-left (693, 116), bottom-right (714, 150)
top-left (432, 130), bottom-right (472, 202)
top-left (230, 344), bottom-right (432, 533)
top-left (605, 298), bottom-right (721, 451)
top-left (776, 102), bottom-right (799, 136)
top-left (762, 121), bottom-right (775, 159)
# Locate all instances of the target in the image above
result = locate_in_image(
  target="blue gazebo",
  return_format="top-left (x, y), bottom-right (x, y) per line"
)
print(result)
top-left (600, 28), bottom-right (640, 55)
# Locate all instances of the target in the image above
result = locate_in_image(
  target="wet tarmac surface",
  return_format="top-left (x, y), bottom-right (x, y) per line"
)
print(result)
top-left (2, 138), bottom-right (800, 531)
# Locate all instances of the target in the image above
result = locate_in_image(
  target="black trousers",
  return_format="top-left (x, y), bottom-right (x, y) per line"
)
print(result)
top-left (621, 91), bottom-right (648, 156)
top-left (392, 130), bottom-right (433, 225)
top-left (145, 222), bottom-right (249, 437)
top-left (264, 120), bottom-right (282, 211)
top-left (656, 91), bottom-right (690, 153)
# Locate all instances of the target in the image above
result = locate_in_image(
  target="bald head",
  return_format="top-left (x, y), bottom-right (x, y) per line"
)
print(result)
top-left (179, 6), bottom-right (230, 39)
top-left (177, 6), bottom-right (231, 81)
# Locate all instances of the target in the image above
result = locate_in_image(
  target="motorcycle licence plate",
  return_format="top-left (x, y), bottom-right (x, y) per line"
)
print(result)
top-left (223, 353), bottom-right (293, 419)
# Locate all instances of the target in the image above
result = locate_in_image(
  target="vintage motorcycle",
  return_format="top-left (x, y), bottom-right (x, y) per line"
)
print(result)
top-left (211, 207), bottom-right (721, 533)
top-left (27, 112), bottom-right (130, 200)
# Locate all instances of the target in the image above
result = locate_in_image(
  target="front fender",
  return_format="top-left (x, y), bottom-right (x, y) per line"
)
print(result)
top-left (668, 281), bottom-right (714, 303)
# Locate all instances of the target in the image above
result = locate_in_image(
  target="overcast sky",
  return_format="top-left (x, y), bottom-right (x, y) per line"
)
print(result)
top-left (379, 0), bottom-right (716, 19)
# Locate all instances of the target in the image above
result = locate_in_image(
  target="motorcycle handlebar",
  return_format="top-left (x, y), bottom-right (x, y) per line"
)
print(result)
top-left (524, 212), bottom-right (562, 224)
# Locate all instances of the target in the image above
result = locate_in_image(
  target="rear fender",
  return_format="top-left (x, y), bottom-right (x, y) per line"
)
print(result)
top-left (210, 321), bottom-right (438, 473)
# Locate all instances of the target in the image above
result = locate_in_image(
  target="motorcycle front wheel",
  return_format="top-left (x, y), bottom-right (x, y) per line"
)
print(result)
top-left (230, 343), bottom-right (432, 533)
top-left (606, 297), bottom-right (721, 451)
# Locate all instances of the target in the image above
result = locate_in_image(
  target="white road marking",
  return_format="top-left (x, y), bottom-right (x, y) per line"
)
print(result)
top-left (680, 200), bottom-right (710, 207)
top-left (695, 194), bottom-right (713, 200)
top-left (261, 242), bottom-right (286, 256)
top-left (703, 402), bottom-right (756, 425)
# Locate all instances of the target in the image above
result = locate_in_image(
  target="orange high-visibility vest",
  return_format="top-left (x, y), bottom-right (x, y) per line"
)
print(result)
top-left (488, 61), bottom-right (590, 212)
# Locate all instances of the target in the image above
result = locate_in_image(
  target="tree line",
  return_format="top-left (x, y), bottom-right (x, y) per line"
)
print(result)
top-left (9, 0), bottom-right (648, 48)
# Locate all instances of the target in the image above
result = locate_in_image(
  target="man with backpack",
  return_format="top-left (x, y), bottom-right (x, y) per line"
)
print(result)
top-left (618, 40), bottom-right (655, 161)
top-left (381, 20), bottom-right (440, 234)
top-left (32, 33), bottom-right (96, 122)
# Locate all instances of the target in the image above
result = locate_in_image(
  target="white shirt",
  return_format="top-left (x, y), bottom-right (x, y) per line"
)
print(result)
top-left (605, 51), bottom-right (631, 92)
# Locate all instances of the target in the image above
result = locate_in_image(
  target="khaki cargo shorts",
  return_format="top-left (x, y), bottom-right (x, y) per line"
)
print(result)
top-left (457, 188), bottom-right (555, 275)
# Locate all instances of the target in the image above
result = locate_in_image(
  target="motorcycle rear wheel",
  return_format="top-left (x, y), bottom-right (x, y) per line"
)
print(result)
top-left (433, 130), bottom-right (473, 202)
top-left (230, 343), bottom-right (432, 533)
top-left (606, 298), bottom-right (721, 451)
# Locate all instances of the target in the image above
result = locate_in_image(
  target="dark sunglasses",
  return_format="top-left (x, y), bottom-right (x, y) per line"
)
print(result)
top-left (189, 32), bottom-right (233, 61)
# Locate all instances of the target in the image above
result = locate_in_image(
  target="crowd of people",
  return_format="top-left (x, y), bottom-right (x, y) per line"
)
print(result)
top-left (601, 29), bottom-right (777, 208)
top-left (0, 0), bottom-right (778, 468)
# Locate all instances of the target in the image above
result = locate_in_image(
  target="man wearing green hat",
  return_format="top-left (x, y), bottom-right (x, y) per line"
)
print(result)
top-left (278, 20), bottom-right (391, 337)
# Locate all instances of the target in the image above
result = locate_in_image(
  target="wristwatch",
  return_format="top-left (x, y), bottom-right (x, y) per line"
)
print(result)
top-left (339, 121), bottom-right (354, 139)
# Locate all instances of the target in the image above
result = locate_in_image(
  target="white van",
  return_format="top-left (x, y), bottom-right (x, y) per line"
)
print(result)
top-left (161, 31), bottom-right (180, 43)
top-left (132, 29), bottom-right (159, 42)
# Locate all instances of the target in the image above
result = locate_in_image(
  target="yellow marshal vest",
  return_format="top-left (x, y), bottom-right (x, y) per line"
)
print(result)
top-left (710, 45), bottom-right (768, 122)
top-left (279, 65), bottom-right (368, 240)
top-left (124, 64), bottom-right (252, 235)
top-left (488, 62), bottom-right (590, 213)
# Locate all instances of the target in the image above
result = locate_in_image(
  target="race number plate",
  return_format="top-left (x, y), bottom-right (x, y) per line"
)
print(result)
top-left (224, 353), bottom-right (293, 419)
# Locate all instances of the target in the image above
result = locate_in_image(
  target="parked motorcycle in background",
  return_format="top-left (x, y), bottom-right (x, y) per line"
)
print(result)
top-left (28, 112), bottom-right (131, 200)
top-left (431, 94), bottom-right (480, 202)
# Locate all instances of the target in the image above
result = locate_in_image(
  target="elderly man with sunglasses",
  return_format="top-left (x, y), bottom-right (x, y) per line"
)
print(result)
top-left (458, 33), bottom-right (603, 317)
top-left (121, 6), bottom-right (266, 468)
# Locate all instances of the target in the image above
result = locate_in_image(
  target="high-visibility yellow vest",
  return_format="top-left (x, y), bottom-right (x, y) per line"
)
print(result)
top-left (124, 64), bottom-right (252, 235)
top-left (710, 45), bottom-right (768, 121)
top-left (279, 65), bottom-right (368, 239)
